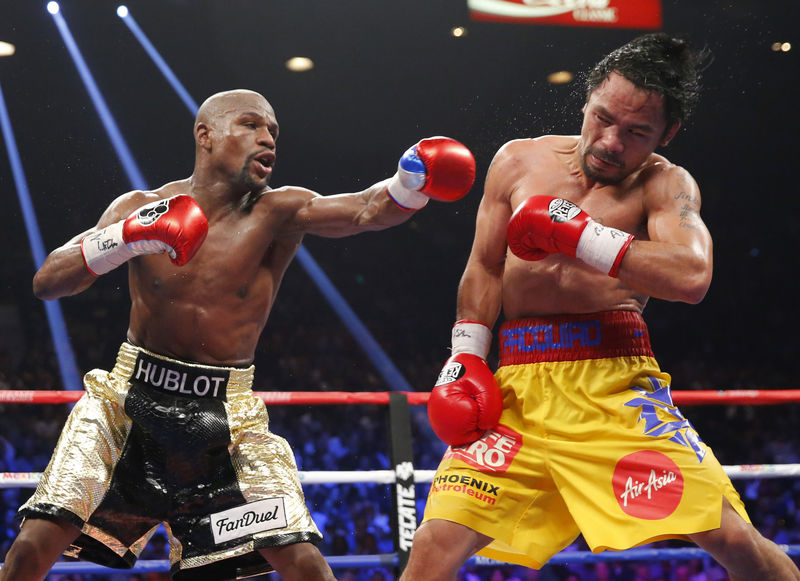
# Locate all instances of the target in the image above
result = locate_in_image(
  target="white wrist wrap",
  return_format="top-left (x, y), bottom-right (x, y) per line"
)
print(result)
top-left (81, 221), bottom-right (173, 276)
top-left (387, 172), bottom-right (429, 210)
top-left (576, 219), bottom-right (634, 278)
top-left (80, 221), bottom-right (136, 276)
top-left (451, 320), bottom-right (492, 359)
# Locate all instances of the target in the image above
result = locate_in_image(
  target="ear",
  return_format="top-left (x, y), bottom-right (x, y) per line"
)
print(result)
top-left (195, 122), bottom-right (212, 151)
top-left (660, 122), bottom-right (681, 147)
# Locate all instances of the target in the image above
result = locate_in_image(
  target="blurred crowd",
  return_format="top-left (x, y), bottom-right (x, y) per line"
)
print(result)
top-left (1, 260), bottom-right (799, 581)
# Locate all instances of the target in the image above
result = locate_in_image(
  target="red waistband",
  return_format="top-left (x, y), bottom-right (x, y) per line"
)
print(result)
top-left (498, 311), bottom-right (653, 366)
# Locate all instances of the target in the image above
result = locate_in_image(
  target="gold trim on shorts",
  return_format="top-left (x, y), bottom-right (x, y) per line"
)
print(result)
top-left (20, 342), bottom-right (321, 578)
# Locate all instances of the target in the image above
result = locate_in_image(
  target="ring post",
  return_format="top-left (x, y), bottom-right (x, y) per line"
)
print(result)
top-left (388, 392), bottom-right (416, 575)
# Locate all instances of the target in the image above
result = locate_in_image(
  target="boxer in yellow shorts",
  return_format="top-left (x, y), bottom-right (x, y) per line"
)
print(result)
top-left (423, 312), bottom-right (748, 569)
top-left (401, 33), bottom-right (799, 581)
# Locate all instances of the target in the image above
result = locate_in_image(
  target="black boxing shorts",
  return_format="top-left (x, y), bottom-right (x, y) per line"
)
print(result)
top-left (18, 342), bottom-right (321, 579)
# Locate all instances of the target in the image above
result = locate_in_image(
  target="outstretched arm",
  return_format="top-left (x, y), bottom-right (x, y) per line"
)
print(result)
top-left (286, 137), bottom-right (476, 238)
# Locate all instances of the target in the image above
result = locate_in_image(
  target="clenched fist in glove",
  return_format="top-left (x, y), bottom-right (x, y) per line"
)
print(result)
top-left (81, 194), bottom-right (208, 276)
top-left (387, 137), bottom-right (476, 210)
top-left (428, 320), bottom-right (503, 447)
top-left (507, 196), bottom-right (634, 277)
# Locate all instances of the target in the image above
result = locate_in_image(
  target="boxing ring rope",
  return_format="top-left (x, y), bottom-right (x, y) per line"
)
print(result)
top-left (6, 464), bottom-right (800, 490)
top-left (2, 388), bottom-right (800, 576)
top-left (5, 388), bottom-right (800, 405)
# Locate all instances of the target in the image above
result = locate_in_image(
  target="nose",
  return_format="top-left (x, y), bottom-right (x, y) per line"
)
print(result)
top-left (600, 126), bottom-right (624, 154)
top-left (258, 128), bottom-right (276, 149)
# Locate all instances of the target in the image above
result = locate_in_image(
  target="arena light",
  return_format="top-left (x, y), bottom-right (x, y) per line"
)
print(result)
top-left (285, 56), bottom-right (314, 72)
top-left (47, 3), bottom-right (147, 189)
top-left (46, 1), bottom-right (60, 15)
top-left (117, 7), bottom-right (198, 113)
top-left (547, 70), bottom-right (574, 84)
top-left (451, 26), bottom-right (467, 38)
top-left (0, 81), bottom-right (82, 390)
top-left (0, 41), bottom-right (15, 57)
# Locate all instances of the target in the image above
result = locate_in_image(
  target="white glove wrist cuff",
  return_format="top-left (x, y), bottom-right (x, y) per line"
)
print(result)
top-left (80, 221), bottom-right (135, 276)
top-left (387, 173), bottom-right (429, 210)
top-left (576, 219), bottom-right (634, 278)
top-left (451, 320), bottom-right (492, 359)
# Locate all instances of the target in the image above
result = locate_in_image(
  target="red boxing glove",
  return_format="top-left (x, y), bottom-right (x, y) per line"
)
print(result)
top-left (388, 137), bottom-right (476, 209)
top-left (428, 353), bottom-right (503, 447)
top-left (507, 196), bottom-right (634, 277)
top-left (81, 194), bottom-right (209, 276)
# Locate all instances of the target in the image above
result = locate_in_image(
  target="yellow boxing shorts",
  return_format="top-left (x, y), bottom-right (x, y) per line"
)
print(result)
top-left (422, 311), bottom-right (748, 569)
top-left (19, 342), bottom-right (321, 580)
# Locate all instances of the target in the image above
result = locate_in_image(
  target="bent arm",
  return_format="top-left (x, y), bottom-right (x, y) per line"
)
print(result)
top-left (456, 155), bottom-right (513, 328)
top-left (33, 191), bottom-right (149, 300)
top-left (617, 167), bottom-right (712, 304)
top-left (33, 230), bottom-right (99, 300)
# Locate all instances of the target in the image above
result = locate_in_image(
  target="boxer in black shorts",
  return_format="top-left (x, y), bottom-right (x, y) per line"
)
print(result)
top-left (0, 89), bottom-right (476, 580)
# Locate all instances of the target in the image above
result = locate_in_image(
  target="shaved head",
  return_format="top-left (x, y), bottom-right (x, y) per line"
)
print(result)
top-left (195, 89), bottom-right (274, 131)
top-left (192, 89), bottom-right (279, 191)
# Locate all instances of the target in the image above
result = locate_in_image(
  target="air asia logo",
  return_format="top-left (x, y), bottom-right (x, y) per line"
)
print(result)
top-left (444, 424), bottom-right (522, 472)
top-left (210, 498), bottom-right (287, 544)
top-left (612, 450), bottom-right (683, 520)
top-left (136, 198), bottom-right (171, 226)
top-left (548, 198), bottom-right (581, 223)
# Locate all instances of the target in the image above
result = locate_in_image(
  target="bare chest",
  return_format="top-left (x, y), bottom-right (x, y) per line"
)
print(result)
top-left (510, 170), bottom-right (647, 236)
top-left (132, 212), bottom-right (291, 302)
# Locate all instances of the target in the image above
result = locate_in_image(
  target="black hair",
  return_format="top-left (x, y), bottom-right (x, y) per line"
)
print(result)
top-left (585, 33), bottom-right (709, 128)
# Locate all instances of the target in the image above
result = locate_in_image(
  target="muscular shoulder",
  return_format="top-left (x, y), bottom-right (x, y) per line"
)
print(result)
top-left (251, 185), bottom-right (317, 213)
top-left (495, 135), bottom-right (572, 160)
top-left (247, 185), bottom-right (320, 235)
top-left (106, 180), bottom-right (189, 216)
top-left (492, 135), bottom-right (575, 173)
top-left (637, 155), bottom-right (701, 211)
top-left (486, 136), bottom-right (576, 194)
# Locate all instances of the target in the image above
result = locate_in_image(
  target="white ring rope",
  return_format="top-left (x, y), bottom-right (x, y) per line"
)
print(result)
top-left (3, 464), bottom-right (800, 489)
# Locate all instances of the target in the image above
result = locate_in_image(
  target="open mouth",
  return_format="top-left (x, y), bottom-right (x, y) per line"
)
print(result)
top-left (252, 152), bottom-right (275, 177)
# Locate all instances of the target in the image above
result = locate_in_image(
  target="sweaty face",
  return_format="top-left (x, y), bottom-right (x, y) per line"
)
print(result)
top-left (579, 72), bottom-right (670, 185)
top-left (211, 94), bottom-right (279, 190)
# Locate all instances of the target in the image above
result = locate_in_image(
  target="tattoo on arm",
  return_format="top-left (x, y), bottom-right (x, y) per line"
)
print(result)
top-left (674, 191), bottom-right (700, 206)
top-left (678, 203), bottom-right (702, 230)
top-left (673, 183), bottom-right (702, 229)
top-left (674, 177), bottom-right (702, 230)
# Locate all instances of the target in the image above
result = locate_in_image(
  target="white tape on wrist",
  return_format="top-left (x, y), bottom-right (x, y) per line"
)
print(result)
top-left (451, 320), bottom-right (492, 359)
top-left (80, 221), bottom-right (137, 276)
top-left (387, 173), bottom-right (429, 210)
top-left (576, 219), bottom-right (634, 278)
